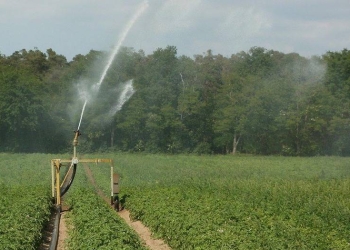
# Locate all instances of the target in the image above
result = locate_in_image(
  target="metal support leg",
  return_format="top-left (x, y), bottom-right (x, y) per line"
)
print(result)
top-left (51, 160), bottom-right (55, 199)
top-left (111, 166), bottom-right (114, 205)
top-left (55, 160), bottom-right (61, 206)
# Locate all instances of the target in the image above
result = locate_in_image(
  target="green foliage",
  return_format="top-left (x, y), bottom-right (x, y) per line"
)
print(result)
top-left (127, 182), bottom-right (350, 249)
top-left (65, 189), bottom-right (146, 250)
top-left (0, 153), bottom-right (147, 249)
top-left (323, 49), bottom-right (350, 97)
top-left (1, 46), bottom-right (350, 155)
top-left (86, 153), bottom-right (350, 249)
top-left (64, 166), bottom-right (146, 250)
top-left (0, 153), bottom-right (53, 250)
top-left (0, 185), bottom-right (51, 250)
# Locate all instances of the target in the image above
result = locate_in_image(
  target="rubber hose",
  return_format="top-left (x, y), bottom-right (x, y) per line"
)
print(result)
top-left (60, 164), bottom-right (77, 197)
top-left (49, 205), bottom-right (61, 250)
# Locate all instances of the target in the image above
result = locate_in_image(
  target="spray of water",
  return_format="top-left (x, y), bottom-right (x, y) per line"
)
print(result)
top-left (77, 100), bottom-right (87, 131)
top-left (76, 0), bottom-right (148, 130)
top-left (109, 80), bottom-right (135, 116)
top-left (95, 0), bottom-right (149, 91)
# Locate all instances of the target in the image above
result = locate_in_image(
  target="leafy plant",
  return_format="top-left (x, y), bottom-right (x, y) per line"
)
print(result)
top-left (88, 153), bottom-right (350, 249)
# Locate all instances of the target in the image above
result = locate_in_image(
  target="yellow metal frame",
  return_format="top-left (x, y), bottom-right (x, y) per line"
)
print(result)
top-left (51, 131), bottom-right (119, 207)
top-left (51, 158), bottom-right (116, 206)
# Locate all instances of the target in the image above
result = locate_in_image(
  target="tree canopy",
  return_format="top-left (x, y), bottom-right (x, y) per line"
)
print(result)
top-left (1, 46), bottom-right (350, 156)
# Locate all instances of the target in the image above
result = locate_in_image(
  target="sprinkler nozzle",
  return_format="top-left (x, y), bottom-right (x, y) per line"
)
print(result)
top-left (73, 130), bottom-right (81, 146)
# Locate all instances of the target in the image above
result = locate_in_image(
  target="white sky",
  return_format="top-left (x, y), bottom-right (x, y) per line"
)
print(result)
top-left (1, 0), bottom-right (349, 61)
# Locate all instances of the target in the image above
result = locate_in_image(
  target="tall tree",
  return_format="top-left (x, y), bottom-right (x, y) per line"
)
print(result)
top-left (0, 63), bottom-right (46, 151)
top-left (213, 64), bottom-right (250, 154)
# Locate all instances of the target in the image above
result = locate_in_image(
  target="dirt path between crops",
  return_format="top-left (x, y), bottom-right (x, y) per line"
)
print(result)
top-left (39, 209), bottom-right (55, 250)
top-left (57, 208), bottom-right (69, 250)
top-left (117, 209), bottom-right (171, 250)
top-left (39, 204), bottom-right (69, 250)
top-left (83, 165), bottom-right (171, 250)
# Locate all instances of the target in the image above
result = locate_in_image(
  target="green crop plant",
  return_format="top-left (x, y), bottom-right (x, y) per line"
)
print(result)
top-left (86, 153), bottom-right (350, 249)
top-left (64, 165), bottom-right (146, 250)
top-left (0, 154), bottom-right (53, 250)
top-left (1, 153), bottom-right (349, 249)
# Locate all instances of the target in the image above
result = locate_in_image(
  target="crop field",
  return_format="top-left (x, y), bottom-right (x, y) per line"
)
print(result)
top-left (0, 153), bottom-right (145, 250)
top-left (1, 153), bottom-right (350, 249)
top-left (63, 168), bottom-right (146, 249)
top-left (88, 154), bottom-right (350, 249)
top-left (0, 154), bottom-right (53, 250)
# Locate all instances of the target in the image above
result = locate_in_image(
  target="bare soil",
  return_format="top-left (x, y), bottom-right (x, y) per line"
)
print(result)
top-left (38, 208), bottom-right (56, 250)
top-left (39, 205), bottom-right (69, 250)
top-left (118, 209), bottom-right (171, 250)
top-left (57, 208), bottom-right (69, 250)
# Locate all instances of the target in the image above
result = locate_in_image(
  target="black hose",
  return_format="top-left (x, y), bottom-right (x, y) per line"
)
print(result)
top-left (49, 162), bottom-right (76, 248)
top-left (60, 164), bottom-right (77, 197)
top-left (49, 205), bottom-right (61, 250)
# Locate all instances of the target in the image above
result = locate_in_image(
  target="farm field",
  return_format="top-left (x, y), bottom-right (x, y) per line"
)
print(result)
top-left (63, 166), bottom-right (146, 249)
top-left (1, 153), bottom-right (350, 249)
top-left (0, 153), bottom-right (145, 250)
top-left (88, 153), bottom-right (350, 249)
top-left (0, 154), bottom-right (54, 250)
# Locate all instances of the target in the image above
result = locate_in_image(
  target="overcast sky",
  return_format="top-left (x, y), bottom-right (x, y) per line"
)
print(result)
top-left (1, 0), bottom-right (349, 61)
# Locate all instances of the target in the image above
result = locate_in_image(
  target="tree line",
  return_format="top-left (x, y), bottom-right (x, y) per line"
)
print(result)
top-left (1, 46), bottom-right (350, 156)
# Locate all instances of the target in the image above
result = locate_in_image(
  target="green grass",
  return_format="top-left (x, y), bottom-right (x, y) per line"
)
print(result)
top-left (86, 153), bottom-right (350, 249)
top-left (0, 153), bottom-right (54, 186)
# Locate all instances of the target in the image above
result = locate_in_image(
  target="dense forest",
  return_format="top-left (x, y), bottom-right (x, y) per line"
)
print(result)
top-left (1, 46), bottom-right (350, 156)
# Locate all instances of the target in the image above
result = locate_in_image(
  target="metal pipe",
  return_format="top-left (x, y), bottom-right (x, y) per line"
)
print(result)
top-left (111, 165), bottom-right (114, 205)
top-left (55, 160), bottom-right (61, 206)
top-left (51, 160), bottom-right (55, 199)
top-left (73, 130), bottom-right (80, 159)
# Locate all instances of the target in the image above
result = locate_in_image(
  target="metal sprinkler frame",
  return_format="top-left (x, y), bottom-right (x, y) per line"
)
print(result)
top-left (50, 130), bottom-right (120, 210)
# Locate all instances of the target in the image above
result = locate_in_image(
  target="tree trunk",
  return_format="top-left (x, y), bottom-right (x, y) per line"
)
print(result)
top-left (111, 127), bottom-right (115, 148)
top-left (232, 132), bottom-right (240, 155)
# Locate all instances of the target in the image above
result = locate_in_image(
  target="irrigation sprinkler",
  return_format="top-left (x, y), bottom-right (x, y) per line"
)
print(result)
top-left (47, 4), bottom-right (147, 248)
top-left (50, 0), bottom-right (146, 213)
top-left (51, 130), bottom-right (120, 210)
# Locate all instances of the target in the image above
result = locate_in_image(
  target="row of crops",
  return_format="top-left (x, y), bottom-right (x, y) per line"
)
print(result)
top-left (1, 153), bottom-right (350, 249)
top-left (0, 153), bottom-right (146, 249)
top-left (88, 153), bottom-right (350, 249)
top-left (0, 154), bottom-right (53, 250)
top-left (63, 167), bottom-right (146, 249)
top-left (0, 185), bottom-right (51, 250)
